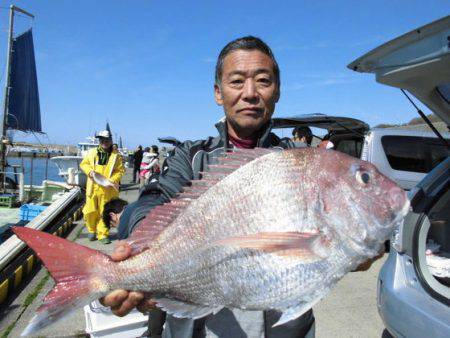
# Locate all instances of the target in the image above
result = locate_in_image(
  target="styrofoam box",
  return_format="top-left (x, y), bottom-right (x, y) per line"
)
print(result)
top-left (84, 300), bottom-right (148, 338)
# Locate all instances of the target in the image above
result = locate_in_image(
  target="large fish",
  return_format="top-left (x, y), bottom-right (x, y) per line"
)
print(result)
top-left (13, 148), bottom-right (409, 335)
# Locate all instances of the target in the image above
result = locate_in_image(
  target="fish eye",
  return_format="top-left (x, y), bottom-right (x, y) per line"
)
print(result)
top-left (356, 170), bottom-right (371, 185)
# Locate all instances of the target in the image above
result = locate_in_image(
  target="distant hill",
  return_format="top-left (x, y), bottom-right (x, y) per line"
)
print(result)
top-left (10, 141), bottom-right (77, 154)
top-left (375, 114), bottom-right (448, 133)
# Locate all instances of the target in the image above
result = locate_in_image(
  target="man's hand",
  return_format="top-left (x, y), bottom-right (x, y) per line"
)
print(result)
top-left (101, 289), bottom-right (144, 317)
top-left (89, 170), bottom-right (95, 179)
top-left (100, 242), bottom-right (156, 316)
top-left (112, 182), bottom-right (120, 191)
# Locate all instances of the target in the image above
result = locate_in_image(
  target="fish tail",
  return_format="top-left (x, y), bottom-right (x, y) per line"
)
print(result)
top-left (12, 226), bottom-right (113, 336)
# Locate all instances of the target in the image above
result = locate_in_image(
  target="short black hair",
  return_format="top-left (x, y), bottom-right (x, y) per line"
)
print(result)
top-left (215, 36), bottom-right (280, 87)
top-left (151, 145), bottom-right (159, 154)
top-left (293, 126), bottom-right (313, 145)
top-left (102, 198), bottom-right (128, 229)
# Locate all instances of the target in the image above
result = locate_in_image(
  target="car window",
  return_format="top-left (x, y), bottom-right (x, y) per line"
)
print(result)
top-left (436, 83), bottom-right (450, 104)
top-left (334, 138), bottom-right (363, 158)
top-left (381, 136), bottom-right (450, 173)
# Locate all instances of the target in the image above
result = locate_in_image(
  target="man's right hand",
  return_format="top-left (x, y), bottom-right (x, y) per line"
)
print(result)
top-left (100, 242), bottom-right (157, 316)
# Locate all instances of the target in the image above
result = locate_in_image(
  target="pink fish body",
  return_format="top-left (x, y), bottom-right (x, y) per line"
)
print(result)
top-left (13, 148), bottom-right (409, 335)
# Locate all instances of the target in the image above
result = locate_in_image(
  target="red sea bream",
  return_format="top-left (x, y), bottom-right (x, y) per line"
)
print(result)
top-left (13, 148), bottom-right (409, 335)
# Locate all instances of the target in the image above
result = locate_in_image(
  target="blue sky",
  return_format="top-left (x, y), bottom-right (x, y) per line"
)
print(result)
top-left (0, 0), bottom-right (448, 148)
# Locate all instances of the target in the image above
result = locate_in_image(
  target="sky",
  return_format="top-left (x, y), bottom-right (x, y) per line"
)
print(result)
top-left (0, 0), bottom-right (448, 148)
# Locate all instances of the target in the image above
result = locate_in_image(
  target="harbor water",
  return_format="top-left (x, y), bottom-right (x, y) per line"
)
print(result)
top-left (6, 157), bottom-right (61, 185)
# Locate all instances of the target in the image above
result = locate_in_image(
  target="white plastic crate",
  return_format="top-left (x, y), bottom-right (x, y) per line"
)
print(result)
top-left (84, 300), bottom-right (148, 338)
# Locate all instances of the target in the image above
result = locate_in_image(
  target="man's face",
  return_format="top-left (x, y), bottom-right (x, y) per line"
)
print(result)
top-left (109, 211), bottom-right (123, 228)
top-left (99, 138), bottom-right (112, 150)
top-left (214, 49), bottom-right (280, 138)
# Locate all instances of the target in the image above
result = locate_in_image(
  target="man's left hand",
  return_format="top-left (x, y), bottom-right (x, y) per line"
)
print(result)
top-left (108, 181), bottom-right (120, 191)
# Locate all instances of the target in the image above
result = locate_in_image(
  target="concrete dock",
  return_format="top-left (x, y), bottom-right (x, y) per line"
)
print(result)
top-left (0, 169), bottom-right (386, 337)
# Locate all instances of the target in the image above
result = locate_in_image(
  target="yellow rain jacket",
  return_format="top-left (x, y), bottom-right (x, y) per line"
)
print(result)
top-left (80, 147), bottom-right (125, 239)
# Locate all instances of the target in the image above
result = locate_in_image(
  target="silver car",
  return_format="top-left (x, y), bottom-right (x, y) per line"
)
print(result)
top-left (348, 16), bottom-right (450, 337)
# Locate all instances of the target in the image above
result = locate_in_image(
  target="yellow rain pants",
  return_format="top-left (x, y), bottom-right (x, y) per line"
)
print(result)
top-left (80, 148), bottom-right (125, 240)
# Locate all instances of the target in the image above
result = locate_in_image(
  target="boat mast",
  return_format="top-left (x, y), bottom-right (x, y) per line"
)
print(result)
top-left (0, 5), bottom-right (34, 190)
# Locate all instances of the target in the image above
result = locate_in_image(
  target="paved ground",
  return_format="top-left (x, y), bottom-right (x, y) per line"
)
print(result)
top-left (0, 169), bottom-right (387, 337)
top-left (315, 257), bottom-right (386, 337)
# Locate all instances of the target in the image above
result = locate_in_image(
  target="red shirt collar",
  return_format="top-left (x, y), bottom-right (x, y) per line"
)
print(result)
top-left (228, 133), bottom-right (257, 149)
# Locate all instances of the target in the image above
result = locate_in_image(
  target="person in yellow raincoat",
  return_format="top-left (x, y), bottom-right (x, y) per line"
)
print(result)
top-left (80, 130), bottom-right (125, 244)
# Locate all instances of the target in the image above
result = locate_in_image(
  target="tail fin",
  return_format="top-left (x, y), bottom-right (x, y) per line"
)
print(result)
top-left (13, 226), bottom-right (113, 336)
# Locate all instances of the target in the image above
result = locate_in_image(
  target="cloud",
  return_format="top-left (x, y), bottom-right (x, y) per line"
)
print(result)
top-left (276, 41), bottom-right (329, 52)
top-left (284, 73), bottom-right (357, 91)
top-left (201, 57), bottom-right (215, 63)
top-left (348, 34), bottom-right (391, 48)
top-left (276, 35), bottom-right (389, 53)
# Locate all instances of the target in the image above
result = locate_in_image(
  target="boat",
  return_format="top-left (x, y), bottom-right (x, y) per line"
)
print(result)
top-left (51, 129), bottom-right (129, 185)
top-left (51, 136), bottom-right (98, 186)
top-left (0, 5), bottom-right (83, 308)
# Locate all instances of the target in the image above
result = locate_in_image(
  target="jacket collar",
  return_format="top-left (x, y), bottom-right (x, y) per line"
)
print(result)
top-left (214, 118), bottom-right (275, 150)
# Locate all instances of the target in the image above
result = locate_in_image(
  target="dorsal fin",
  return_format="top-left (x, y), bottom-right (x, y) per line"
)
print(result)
top-left (124, 148), bottom-right (278, 255)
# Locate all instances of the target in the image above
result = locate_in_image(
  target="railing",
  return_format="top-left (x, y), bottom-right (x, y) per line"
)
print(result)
top-left (0, 170), bottom-right (24, 202)
top-left (0, 187), bottom-right (81, 271)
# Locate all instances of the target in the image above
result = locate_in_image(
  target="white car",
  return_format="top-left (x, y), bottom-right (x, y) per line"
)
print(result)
top-left (272, 115), bottom-right (449, 190)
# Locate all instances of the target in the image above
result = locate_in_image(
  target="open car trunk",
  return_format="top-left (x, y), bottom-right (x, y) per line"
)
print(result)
top-left (349, 16), bottom-right (450, 304)
top-left (272, 114), bottom-right (369, 158)
top-left (348, 15), bottom-right (450, 127)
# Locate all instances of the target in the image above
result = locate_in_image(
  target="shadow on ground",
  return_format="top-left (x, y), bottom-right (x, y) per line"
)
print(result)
top-left (120, 183), bottom-right (139, 192)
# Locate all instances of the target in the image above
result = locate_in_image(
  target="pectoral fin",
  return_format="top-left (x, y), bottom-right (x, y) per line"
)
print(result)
top-left (213, 231), bottom-right (330, 262)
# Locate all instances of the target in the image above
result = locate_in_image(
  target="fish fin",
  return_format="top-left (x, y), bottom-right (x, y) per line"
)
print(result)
top-left (273, 297), bottom-right (323, 327)
top-left (154, 297), bottom-right (222, 319)
top-left (213, 231), bottom-right (330, 262)
top-left (12, 227), bottom-right (112, 335)
top-left (125, 148), bottom-right (279, 255)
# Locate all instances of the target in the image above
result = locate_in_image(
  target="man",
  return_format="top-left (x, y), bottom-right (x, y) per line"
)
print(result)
top-left (102, 198), bottom-right (128, 230)
top-left (292, 126), bottom-right (313, 146)
top-left (102, 36), bottom-right (314, 337)
top-left (80, 130), bottom-right (125, 244)
top-left (133, 145), bottom-right (144, 183)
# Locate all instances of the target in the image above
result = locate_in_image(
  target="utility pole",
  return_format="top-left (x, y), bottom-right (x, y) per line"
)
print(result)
top-left (0, 5), bottom-right (34, 191)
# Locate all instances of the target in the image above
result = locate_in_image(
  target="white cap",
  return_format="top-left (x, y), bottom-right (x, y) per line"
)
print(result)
top-left (96, 130), bottom-right (111, 139)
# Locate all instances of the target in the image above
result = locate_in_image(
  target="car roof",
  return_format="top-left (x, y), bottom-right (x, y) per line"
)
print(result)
top-left (272, 114), bottom-right (369, 133)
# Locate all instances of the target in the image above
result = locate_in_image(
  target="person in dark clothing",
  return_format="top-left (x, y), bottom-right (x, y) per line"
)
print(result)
top-left (133, 145), bottom-right (143, 183)
top-left (101, 36), bottom-right (315, 337)
top-left (292, 126), bottom-right (313, 146)
top-left (102, 198), bottom-right (128, 230)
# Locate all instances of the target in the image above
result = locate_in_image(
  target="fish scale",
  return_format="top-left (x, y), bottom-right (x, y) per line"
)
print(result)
top-left (13, 148), bottom-right (410, 334)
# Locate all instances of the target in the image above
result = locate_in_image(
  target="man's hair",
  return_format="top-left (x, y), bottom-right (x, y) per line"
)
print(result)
top-left (102, 198), bottom-right (128, 229)
top-left (215, 36), bottom-right (280, 87)
top-left (293, 126), bottom-right (313, 145)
